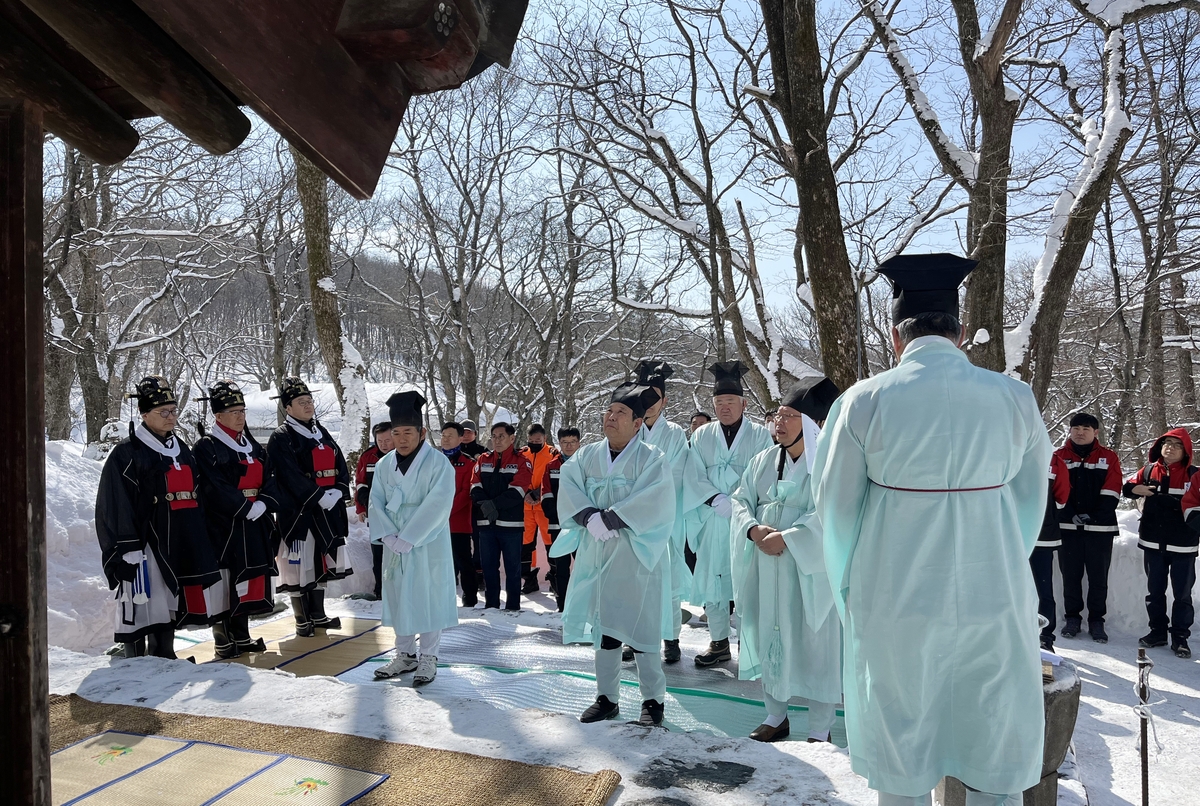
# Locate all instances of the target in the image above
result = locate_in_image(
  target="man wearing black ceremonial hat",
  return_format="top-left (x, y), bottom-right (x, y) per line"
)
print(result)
top-left (812, 254), bottom-right (1053, 805)
top-left (266, 377), bottom-right (353, 638)
top-left (370, 391), bottom-right (459, 686)
top-left (95, 376), bottom-right (225, 658)
top-left (730, 376), bottom-right (843, 743)
top-left (194, 380), bottom-right (281, 659)
top-left (681, 360), bottom-right (773, 668)
top-left (634, 360), bottom-right (694, 664)
top-left (550, 382), bottom-right (677, 725)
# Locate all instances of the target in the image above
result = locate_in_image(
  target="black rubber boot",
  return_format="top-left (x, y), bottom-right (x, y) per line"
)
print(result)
top-left (1061, 618), bottom-right (1082, 639)
top-left (146, 627), bottom-right (178, 659)
top-left (212, 620), bottom-right (241, 659)
top-left (229, 613), bottom-right (266, 653)
top-left (306, 589), bottom-right (341, 630)
top-left (522, 570), bottom-right (540, 594)
top-left (622, 645), bottom-right (635, 662)
top-left (663, 639), bottom-right (681, 664)
top-left (580, 695), bottom-right (620, 723)
top-left (1173, 638), bottom-right (1191, 659)
top-left (123, 638), bottom-right (146, 658)
top-left (1140, 631), bottom-right (1168, 649)
top-left (291, 595), bottom-right (315, 638)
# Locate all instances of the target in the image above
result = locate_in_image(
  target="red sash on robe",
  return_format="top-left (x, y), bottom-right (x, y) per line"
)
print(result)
top-left (239, 458), bottom-right (263, 500)
top-left (312, 443), bottom-right (336, 487)
top-left (165, 464), bottom-right (199, 510)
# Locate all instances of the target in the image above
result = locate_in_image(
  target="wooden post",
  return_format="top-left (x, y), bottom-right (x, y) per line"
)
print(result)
top-left (0, 98), bottom-right (50, 806)
top-left (1137, 648), bottom-right (1150, 806)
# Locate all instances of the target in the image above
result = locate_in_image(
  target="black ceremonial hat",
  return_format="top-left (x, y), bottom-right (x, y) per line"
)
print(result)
top-left (635, 360), bottom-right (674, 393)
top-left (708, 360), bottom-right (749, 397)
top-left (610, 382), bottom-right (659, 420)
top-left (387, 390), bottom-right (426, 429)
top-left (130, 375), bottom-right (177, 414)
top-left (203, 379), bottom-right (246, 413)
top-left (273, 377), bottom-right (312, 408)
top-left (780, 376), bottom-right (841, 422)
top-left (877, 253), bottom-right (977, 324)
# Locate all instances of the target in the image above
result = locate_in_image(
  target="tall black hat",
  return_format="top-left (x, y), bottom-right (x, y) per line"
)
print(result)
top-left (202, 379), bottom-right (246, 413)
top-left (780, 376), bottom-right (841, 422)
top-left (610, 382), bottom-right (659, 420)
top-left (387, 390), bottom-right (426, 429)
top-left (876, 253), bottom-right (977, 324)
top-left (708, 360), bottom-right (749, 397)
top-left (273, 377), bottom-right (313, 408)
top-left (130, 375), bottom-right (177, 414)
top-left (635, 360), bottom-right (674, 393)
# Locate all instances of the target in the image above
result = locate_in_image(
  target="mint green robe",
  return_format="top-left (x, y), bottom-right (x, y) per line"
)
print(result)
top-left (811, 336), bottom-right (1052, 797)
top-left (641, 415), bottom-right (693, 634)
top-left (368, 443), bottom-right (459, 637)
top-left (550, 434), bottom-right (675, 652)
top-left (730, 446), bottom-right (841, 704)
top-left (682, 419), bottom-right (773, 606)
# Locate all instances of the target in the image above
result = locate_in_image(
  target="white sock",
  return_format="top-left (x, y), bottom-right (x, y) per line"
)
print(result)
top-left (762, 712), bottom-right (786, 728)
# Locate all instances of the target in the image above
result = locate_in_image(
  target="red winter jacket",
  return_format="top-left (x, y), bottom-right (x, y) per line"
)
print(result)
top-left (1036, 452), bottom-right (1072, 548)
top-left (1054, 439), bottom-right (1122, 535)
top-left (354, 444), bottom-right (384, 517)
top-left (1128, 428), bottom-right (1199, 554)
top-left (445, 448), bottom-right (475, 534)
top-left (469, 446), bottom-right (534, 529)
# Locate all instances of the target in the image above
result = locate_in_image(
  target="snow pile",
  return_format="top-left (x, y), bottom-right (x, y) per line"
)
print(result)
top-left (45, 440), bottom-right (114, 652)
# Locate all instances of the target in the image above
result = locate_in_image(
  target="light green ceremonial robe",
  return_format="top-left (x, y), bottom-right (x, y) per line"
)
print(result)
top-left (682, 418), bottom-right (773, 606)
top-left (811, 336), bottom-right (1052, 797)
top-left (641, 415), bottom-right (694, 630)
top-left (368, 443), bottom-right (459, 637)
top-left (549, 433), bottom-right (675, 652)
top-left (730, 445), bottom-right (841, 704)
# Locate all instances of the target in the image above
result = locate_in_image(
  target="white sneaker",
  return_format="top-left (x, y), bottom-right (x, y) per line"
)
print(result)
top-left (374, 652), bottom-right (417, 679)
top-left (472, 601), bottom-right (486, 610)
top-left (413, 654), bottom-right (438, 686)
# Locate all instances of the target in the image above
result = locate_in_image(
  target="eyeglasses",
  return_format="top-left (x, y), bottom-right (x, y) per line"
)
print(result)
top-left (773, 411), bottom-right (802, 422)
top-left (154, 408), bottom-right (179, 419)
top-left (223, 408), bottom-right (247, 416)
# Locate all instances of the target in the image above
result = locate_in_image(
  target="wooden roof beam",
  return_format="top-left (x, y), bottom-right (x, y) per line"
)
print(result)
top-left (0, 23), bottom-right (137, 163)
top-left (20, 0), bottom-right (250, 155)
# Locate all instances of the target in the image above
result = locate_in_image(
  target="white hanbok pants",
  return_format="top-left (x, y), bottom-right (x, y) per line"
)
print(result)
top-left (704, 600), bottom-right (732, 641)
top-left (764, 692), bottom-right (836, 740)
top-left (596, 645), bottom-right (666, 703)
top-left (395, 630), bottom-right (441, 658)
top-left (878, 791), bottom-right (1021, 806)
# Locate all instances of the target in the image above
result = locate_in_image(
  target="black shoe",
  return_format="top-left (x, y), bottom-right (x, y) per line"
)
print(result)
top-left (694, 638), bottom-right (731, 667)
top-left (122, 638), bottom-right (146, 659)
top-left (1173, 639), bottom-right (1191, 659)
top-left (663, 639), bottom-right (681, 664)
top-left (1140, 632), bottom-right (1169, 648)
top-left (522, 573), bottom-right (540, 594)
top-left (306, 589), bottom-right (341, 630)
top-left (622, 645), bottom-right (635, 662)
top-left (462, 596), bottom-right (478, 608)
top-left (1089, 622), bottom-right (1108, 643)
top-left (639, 699), bottom-right (665, 726)
top-left (1040, 639), bottom-right (1055, 653)
top-left (236, 637), bottom-right (267, 653)
top-left (1061, 619), bottom-right (1082, 639)
top-left (580, 695), bottom-right (620, 723)
top-left (556, 598), bottom-right (566, 613)
top-left (291, 596), bottom-right (315, 638)
top-left (750, 717), bottom-right (790, 743)
top-left (146, 627), bottom-right (178, 659)
top-left (212, 621), bottom-right (241, 660)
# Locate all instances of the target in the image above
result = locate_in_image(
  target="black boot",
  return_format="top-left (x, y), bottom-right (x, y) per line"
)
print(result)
top-left (522, 570), bottom-right (540, 594)
top-left (663, 639), bottom-right (681, 664)
top-left (638, 699), bottom-right (665, 727)
top-left (306, 589), bottom-right (341, 630)
top-left (291, 595), bottom-right (315, 638)
top-left (212, 620), bottom-right (241, 660)
top-left (229, 613), bottom-right (266, 654)
top-left (146, 627), bottom-right (178, 660)
top-left (1140, 631), bottom-right (1168, 648)
top-left (694, 638), bottom-right (731, 667)
top-left (1089, 621), bottom-right (1108, 643)
top-left (622, 645), bottom-right (635, 662)
top-left (123, 638), bottom-right (146, 658)
top-left (1173, 638), bottom-right (1191, 659)
top-left (580, 695), bottom-right (620, 723)
top-left (1061, 618), bottom-right (1082, 639)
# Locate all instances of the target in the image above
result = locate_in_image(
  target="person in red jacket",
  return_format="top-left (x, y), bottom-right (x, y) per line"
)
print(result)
top-left (352, 422), bottom-right (393, 601)
top-left (1127, 428), bottom-right (1198, 659)
top-left (470, 422), bottom-right (535, 610)
top-left (1054, 412), bottom-right (1123, 643)
top-left (440, 421), bottom-right (479, 607)
top-left (1031, 452), bottom-right (1071, 651)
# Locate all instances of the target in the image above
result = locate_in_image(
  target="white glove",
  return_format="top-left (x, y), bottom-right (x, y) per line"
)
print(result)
top-left (382, 534), bottom-right (414, 555)
top-left (246, 501), bottom-right (268, 521)
top-left (122, 550), bottom-right (145, 565)
top-left (318, 488), bottom-right (343, 510)
top-left (586, 512), bottom-right (617, 542)
top-left (711, 493), bottom-right (732, 519)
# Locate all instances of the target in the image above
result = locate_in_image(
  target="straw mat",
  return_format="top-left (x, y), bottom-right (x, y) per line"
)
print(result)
top-left (50, 695), bottom-right (622, 806)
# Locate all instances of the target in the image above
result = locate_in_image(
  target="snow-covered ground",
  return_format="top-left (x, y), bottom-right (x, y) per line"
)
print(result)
top-left (44, 439), bottom-right (1200, 803)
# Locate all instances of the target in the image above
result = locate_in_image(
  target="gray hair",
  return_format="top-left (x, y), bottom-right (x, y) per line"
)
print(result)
top-left (896, 312), bottom-right (961, 345)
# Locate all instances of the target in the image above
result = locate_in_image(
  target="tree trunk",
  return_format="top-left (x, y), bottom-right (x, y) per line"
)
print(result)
top-left (759, 0), bottom-right (859, 391)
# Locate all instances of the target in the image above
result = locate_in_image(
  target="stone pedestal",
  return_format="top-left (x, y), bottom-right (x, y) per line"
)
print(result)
top-left (934, 661), bottom-right (1081, 806)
